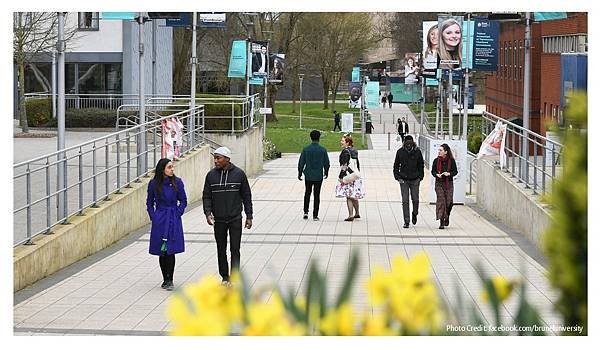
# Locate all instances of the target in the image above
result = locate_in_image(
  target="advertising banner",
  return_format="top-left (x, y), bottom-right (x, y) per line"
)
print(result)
top-left (365, 81), bottom-right (380, 110)
top-left (268, 54), bottom-right (285, 85)
top-left (341, 113), bottom-right (354, 133)
top-left (390, 83), bottom-right (419, 103)
top-left (351, 67), bottom-right (360, 82)
top-left (251, 41), bottom-right (269, 78)
top-left (437, 15), bottom-right (464, 70)
top-left (422, 21), bottom-right (439, 74)
top-left (162, 117), bottom-right (184, 160)
top-left (534, 12), bottom-right (567, 21)
top-left (428, 139), bottom-right (468, 204)
top-left (227, 40), bottom-right (247, 79)
top-left (404, 53), bottom-right (420, 84)
top-left (461, 19), bottom-right (474, 69)
top-left (348, 82), bottom-right (362, 109)
top-left (199, 13), bottom-right (226, 28)
top-left (472, 18), bottom-right (500, 71)
top-left (100, 12), bottom-right (135, 20)
top-left (166, 13), bottom-right (192, 27)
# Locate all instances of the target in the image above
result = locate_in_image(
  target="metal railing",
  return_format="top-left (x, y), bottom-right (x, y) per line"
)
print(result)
top-left (468, 151), bottom-right (477, 194)
top-left (24, 93), bottom-right (190, 111)
top-left (480, 111), bottom-right (564, 195)
top-left (13, 105), bottom-right (206, 247)
top-left (114, 94), bottom-right (262, 134)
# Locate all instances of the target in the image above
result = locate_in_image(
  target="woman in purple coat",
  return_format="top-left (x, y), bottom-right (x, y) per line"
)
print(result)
top-left (146, 158), bottom-right (187, 291)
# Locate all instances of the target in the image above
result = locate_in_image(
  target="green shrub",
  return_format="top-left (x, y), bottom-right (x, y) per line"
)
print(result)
top-left (203, 103), bottom-right (244, 131)
top-left (45, 108), bottom-right (136, 128)
top-left (25, 98), bottom-right (52, 127)
top-left (467, 131), bottom-right (483, 154)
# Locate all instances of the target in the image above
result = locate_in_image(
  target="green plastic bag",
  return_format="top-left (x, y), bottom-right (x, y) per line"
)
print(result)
top-left (160, 241), bottom-right (167, 253)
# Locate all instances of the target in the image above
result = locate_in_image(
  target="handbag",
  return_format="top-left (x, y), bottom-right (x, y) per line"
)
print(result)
top-left (342, 157), bottom-right (361, 184)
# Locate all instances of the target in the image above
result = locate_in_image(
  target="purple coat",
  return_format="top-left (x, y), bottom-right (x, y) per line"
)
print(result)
top-left (146, 176), bottom-right (187, 255)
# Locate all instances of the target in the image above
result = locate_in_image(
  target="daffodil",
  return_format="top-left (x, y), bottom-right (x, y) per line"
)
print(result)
top-left (481, 276), bottom-right (515, 304)
top-left (320, 303), bottom-right (355, 335)
top-left (367, 266), bottom-right (391, 305)
top-left (361, 312), bottom-right (395, 336)
top-left (242, 293), bottom-right (305, 335)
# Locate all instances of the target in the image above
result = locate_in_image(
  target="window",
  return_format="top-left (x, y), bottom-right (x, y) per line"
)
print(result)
top-left (542, 34), bottom-right (588, 53)
top-left (77, 63), bottom-right (122, 94)
top-left (78, 12), bottom-right (99, 31)
top-left (514, 40), bottom-right (518, 80)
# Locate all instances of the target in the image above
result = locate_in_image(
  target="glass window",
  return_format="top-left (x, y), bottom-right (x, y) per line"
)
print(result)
top-left (77, 63), bottom-right (122, 94)
top-left (78, 12), bottom-right (99, 31)
top-left (24, 63), bottom-right (52, 93)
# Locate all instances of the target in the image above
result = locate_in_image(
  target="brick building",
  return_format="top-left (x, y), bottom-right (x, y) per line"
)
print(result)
top-left (485, 12), bottom-right (587, 136)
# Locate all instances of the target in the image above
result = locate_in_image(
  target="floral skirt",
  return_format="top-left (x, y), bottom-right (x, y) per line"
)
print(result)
top-left (335, 178), bottom-right (365, 199)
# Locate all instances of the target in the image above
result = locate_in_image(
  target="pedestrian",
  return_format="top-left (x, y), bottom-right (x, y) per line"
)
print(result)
top-left (397, 116), bottom-right (409, 142)
top-left (393, 135), bottom-right (424, 228)
top-left (333, 110), bottom-right (342, 131)
top-left (431, 143), bottom-right (458, 229)
top-left (366, 115), bottom-right (375, 134)
top-left (381, 93), bottom-right (387, 108)
top-left (202, 147), bottom-right (253, 286)
top-left (387, 92), bottom-right (394, 108)
top-left (146, 158), bottom-right (188, 291)
top-left (298, 130), bottom-right (330, 221)
top-left (335, 134), bottom-right (364, 221)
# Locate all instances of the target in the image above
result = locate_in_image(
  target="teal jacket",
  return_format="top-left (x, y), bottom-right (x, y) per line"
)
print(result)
top-left (298, 142), bottom-right (330, 181)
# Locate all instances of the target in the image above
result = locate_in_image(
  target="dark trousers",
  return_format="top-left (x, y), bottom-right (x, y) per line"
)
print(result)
top-left (159, 254), bottom-right (175, 282)
top-left (304, 180), bottom-right (323, 217)
top-left (400, 179), bottom-right (420, 224)
top-left (214, 219), bottom-right (243, 281)
top-left (398, 132), bottom-right (406, 143)
top-left (333, 121), bottom-right (341, 131)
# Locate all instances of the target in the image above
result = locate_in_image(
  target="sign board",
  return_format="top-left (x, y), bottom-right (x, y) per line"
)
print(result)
top-left (348, 82), bottom-right (362, 109)
top-left (427, 139), bottom-right (467, 204)
top-left (227, 40), bottom-right (247, 78)
top-left (100, 12), bottom-right (135, 20)
top-left (365, 81), bottom-right (379, 109)
top-left (351, 67), bottom-right (360, 82)
top-left (341, 113), bottom-right (353, 133)
top-left (473, 18), bottom-right (500, 71)
top-left (534, 12), bottom-right (567, 21)
top-left (251, 41), bottom-right (269, 78)
top-left (148, 13), bottom-right (180, 19)
top-left (166, 13), bottom-right (192, 27)
top-left (259, 108), bottom-right (272, 114)
top-left (199, 13), bottom-right (226, 28)
top-left (268, 54), bottom-right (285, 84)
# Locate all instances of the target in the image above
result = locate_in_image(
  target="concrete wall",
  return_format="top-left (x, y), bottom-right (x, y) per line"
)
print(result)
top-left (207, 126), bottom-right (264, 177)
top-left (476, 158), bottom-right (551, 250)
top-left (14, 145), bottom-right (212, 292)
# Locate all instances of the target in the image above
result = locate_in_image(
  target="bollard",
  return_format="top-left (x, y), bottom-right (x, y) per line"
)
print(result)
top-left (388, 132), bottom-right (391, 150)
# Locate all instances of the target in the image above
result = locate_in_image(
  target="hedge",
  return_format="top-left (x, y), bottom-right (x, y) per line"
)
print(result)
top-left (45, 108), bottom-right (136, 128)
top-left (25, 98), bottom-right (52, 127)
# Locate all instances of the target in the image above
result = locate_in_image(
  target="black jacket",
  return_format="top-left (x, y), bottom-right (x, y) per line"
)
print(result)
top-left (202, 163), bottom-right (253, 223)
top-left (338, 147), bottom-right (360, 179)
top-left (393, 146), bottom-right (424, 181)
top-left (431, 157), bottom-right (458, 182)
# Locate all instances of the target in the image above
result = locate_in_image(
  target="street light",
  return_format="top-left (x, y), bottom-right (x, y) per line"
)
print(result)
top-left (298, 73), bottom-right (304, 129)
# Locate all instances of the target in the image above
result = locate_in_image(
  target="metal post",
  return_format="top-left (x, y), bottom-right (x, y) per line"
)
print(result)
top-left (137, 12), bottom-right (147, 176)
top-left (52, 50), bottom-right (56, 118)
top-left (78, 147), bottom-right (83, 214)
top-left (448, 69), bottom-right (453, 138)
top-left (522, 12), bottom-right (532, 184)
top-left (299, 75), bottom-right (304, 129)
top-left (420, 75), bottom-right (425, 135)
top-left (462, 13), bottom-right (471, 140)
top-left (387, 132), bottom-right (390, 151)
top-left (245, 40), bottom-right (250, 96)
top-left (190, 12), bottom-right (197, 146)
top-left (56, 12), bottom-right (67, 221)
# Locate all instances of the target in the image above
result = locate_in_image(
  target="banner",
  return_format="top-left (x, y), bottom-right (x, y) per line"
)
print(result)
top-left (461, 19), bottom-right (474, 70)
top-left (426, 78), bottom-right (438, 86)
top-left (166, 13), bottom-right (191, 27)
top-left (199, 13), bottom-right (226, 28)
top-left (251, 41), bottom-right (269, 78)
top-left (422, 21), bottom-right (439, 73)
top-left (341, 113), bottom-right (353, 133)
top-left (477, 120), bottom-right (508, 169)
top-left (162, 117), bottom-right (184, 160)
top-left (427, 139), bottom-right (468, 204)
top-left (404, 53), bottom-right (420, 84)
top-left (249, 77), bottom-right (265, 85)
top-left (534, 12), bottom-right (567, 21)
top-left (100, 12), bottom-right (135, 20)
top-left (268, 54), bottom-right (285, 85)
top-left (351, 67), bottom-right (360, 82)
top-left (390, 83), bottom-right (419, 103)
top-left (472, 18), bottom-right (500, 71)
top-left (437, 15), bottom-right (464, 70)
top-left (227, 40), bottom-right (247, 79)
top-left (348, 82), bottom-right (362, 109)
top-left (365, 81), bottom-right (380, 110)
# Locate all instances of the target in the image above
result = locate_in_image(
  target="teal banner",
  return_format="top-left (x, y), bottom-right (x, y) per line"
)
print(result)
top-left (426, 78), bottom-right (438, 86)
top-left (365, 81), bottom-right (380, 109)
top-left (227, 40), bottom-right (247, 79)
top-left (351, 67), bottom-right (360, 82)
top-left (461, 19), bottom-right (475, 70)
top-left (249, 77), bottom-right (265, 85)
top-left (101, 12), bottom-right (135, 20)
top-left (534, 12), bottom-right (567, 21)
top-left (390, 83), bottom-right (419, 103)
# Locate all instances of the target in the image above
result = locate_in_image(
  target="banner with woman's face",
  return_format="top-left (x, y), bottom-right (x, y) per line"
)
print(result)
top-left (422, 21), bottom-right (439, 71)
top-left (404, 53), bottom-right (420, 84)
top-left (437, 15), bottom-right (464, 70)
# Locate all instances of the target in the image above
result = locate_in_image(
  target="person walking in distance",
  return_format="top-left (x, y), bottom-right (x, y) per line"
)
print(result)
top-left (431, 144), bottom-right (458, 229)
top-left (381, 92), bottom-right (387, 109)
top-left (387, 92), bottom-right (394, 108)
top-left (397, 116), bottom-right (409, 143)
top-left (298, 130), bottom-right (330, 221)
top-left (146, 158), bottom-right (188, 291)
top-left (333, 110), bottom-right (342, 132)
top-left (202, 147), bottom-right (253, 286)
top-left (393, 135), bottom-right (424, 228)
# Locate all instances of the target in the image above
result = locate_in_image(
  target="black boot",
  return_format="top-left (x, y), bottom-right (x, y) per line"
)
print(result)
top-left (438, 220), bottom-right (445, 229)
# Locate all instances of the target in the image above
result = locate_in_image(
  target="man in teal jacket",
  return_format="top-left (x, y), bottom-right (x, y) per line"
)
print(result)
top-left (298, 130), bottom-right (330, 221)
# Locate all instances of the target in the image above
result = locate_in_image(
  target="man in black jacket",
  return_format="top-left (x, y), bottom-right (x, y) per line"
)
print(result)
top-left (202, 147), bottom-right (253, 285)
top-left (392, 135), bottom-right (424, 228)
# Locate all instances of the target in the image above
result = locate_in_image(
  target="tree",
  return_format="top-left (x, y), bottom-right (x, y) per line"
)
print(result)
top-left (13, 12), bottom-right (78, 133)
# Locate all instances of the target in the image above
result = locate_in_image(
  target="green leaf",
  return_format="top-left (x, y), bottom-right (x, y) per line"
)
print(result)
top-left (335, 250), bottom-right (359, 308)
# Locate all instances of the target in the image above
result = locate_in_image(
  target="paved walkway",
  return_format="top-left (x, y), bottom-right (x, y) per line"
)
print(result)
top-left (14, 140), bottom-right (563, 335)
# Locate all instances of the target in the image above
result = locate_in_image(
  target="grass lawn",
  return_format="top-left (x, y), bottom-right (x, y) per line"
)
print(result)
top-left (267, 102), bottom-right (366, 153)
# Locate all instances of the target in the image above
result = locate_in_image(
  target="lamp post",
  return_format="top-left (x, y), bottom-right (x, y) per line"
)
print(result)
top-left (298, 73), bottom-right (304, 129)
top-left (56, 12), bottom-right (66, 221)
top-left (190, 12), bottom-right (197, 144)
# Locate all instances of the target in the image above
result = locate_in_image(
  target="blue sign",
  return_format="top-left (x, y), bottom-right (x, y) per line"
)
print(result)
top-left (534, 12), bottom-right (567, 21)
top-left (100, 12), bottom-right (135, 20)
top-left (166, 13), bottom-right (192, 27)
top-left (351, 67), bottom-right (360, 82)
top-left (365, 81), bottom-right (380, 109)
top-left (227, 40), bottom-right (247, 79)
top-left (426, 78), bottom-right (438, 86)
top-left (472, 17), bottom-right (500, 71)
top-left (441, 69), bottom-right (464, 82)
top-left (461, 19), bottom-right (475, 70)
top-left (560, 53), bottom-right (587, 108)
top-left (249, 77), bottom-right (265, 85)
